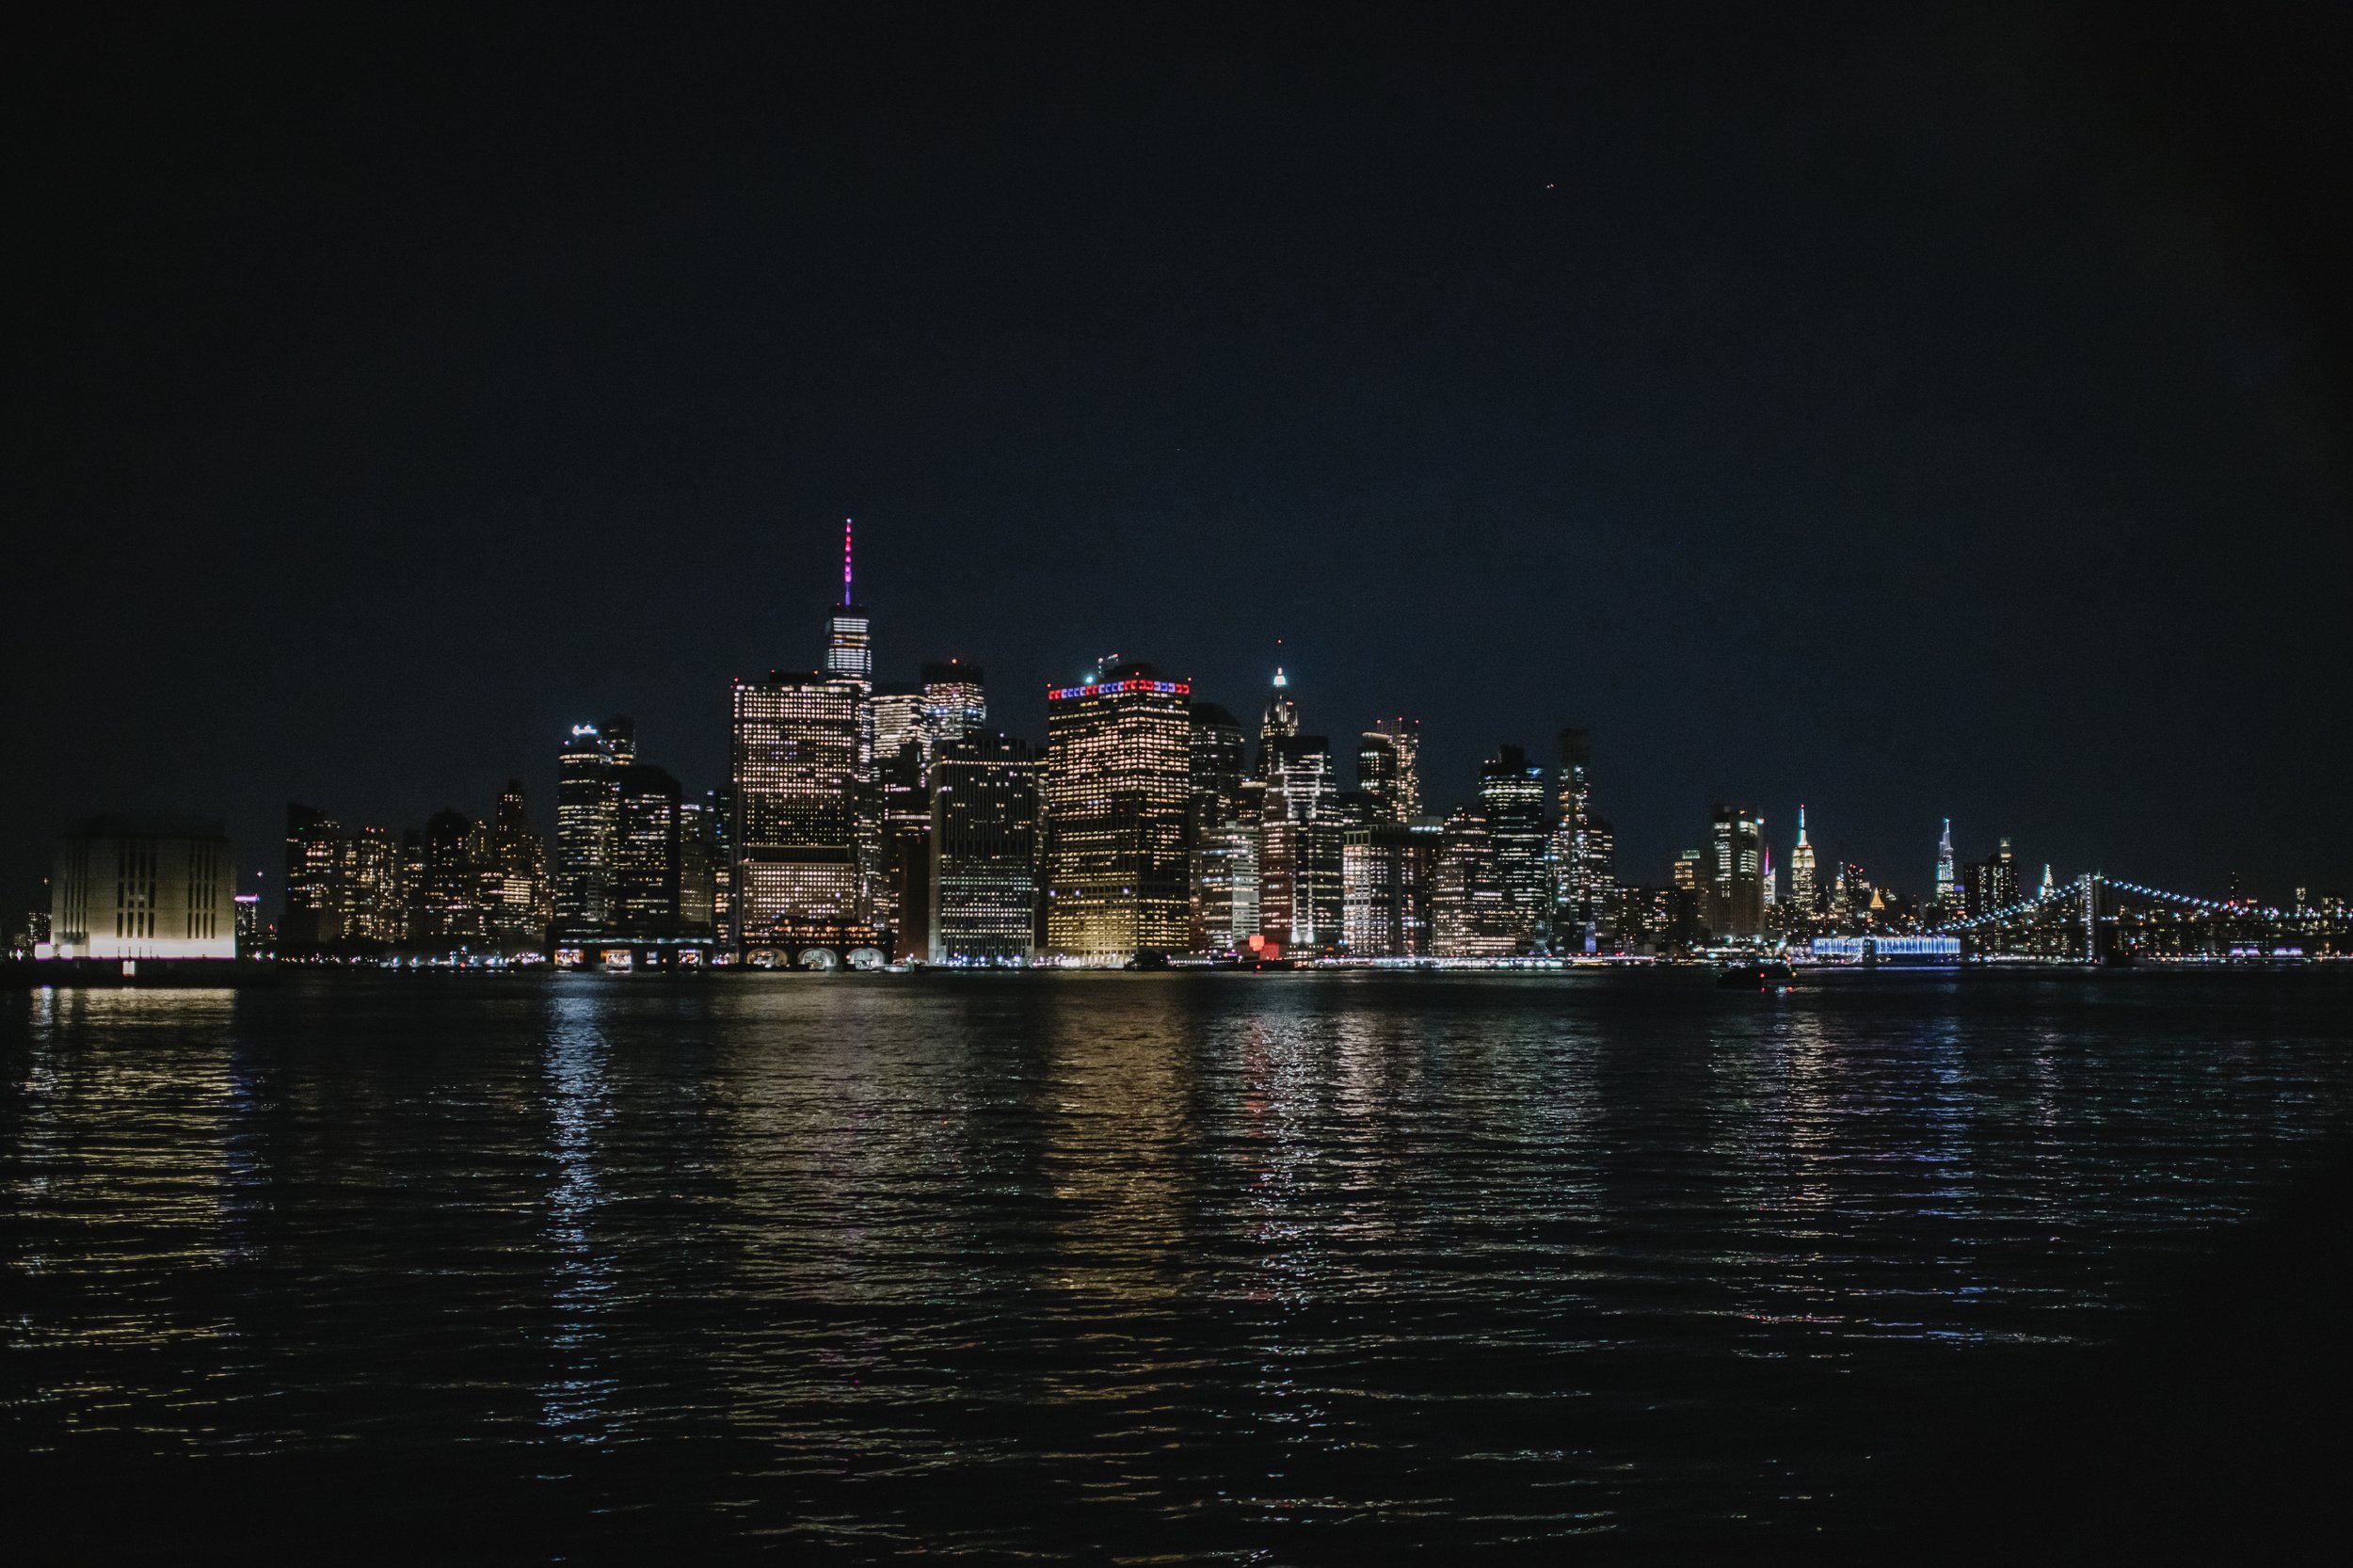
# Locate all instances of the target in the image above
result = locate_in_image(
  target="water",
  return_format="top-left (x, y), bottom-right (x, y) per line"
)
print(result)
top-left (4, 969), bottom-right (2350, 1560)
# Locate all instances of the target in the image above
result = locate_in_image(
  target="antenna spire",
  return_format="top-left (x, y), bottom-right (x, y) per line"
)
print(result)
top-left (842, 518), bottom-right (855, 605)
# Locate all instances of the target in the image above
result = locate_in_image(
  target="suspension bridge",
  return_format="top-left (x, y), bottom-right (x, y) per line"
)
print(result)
top-left (1939, 874), bottom-right (2348, 963)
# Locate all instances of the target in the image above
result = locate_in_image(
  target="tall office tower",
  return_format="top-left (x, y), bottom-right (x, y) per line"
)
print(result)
top-left (232, 892), bottom-right (261, 954)
top-left (1481, 744), bottom-right (1549, 949)
top-left (1355, 731), bottom-right (1403, 823)
top-left (412, 807), bottom-right (485, 950)
top-left (1257, 668), bottom-right (1299, 771)
top-left (337, 825), bottom-right (406, 946)
top-left (1042, 661), bottom-right (1192, 963)
top-left (920, 659), bottom-right (986, 746)
top-left (1671, 850), bottom-right (1708, 943)
top-left (1189, 702), bottom-right (1248, 836)
top-left (282, 802), bottom-right (340, 951)
top-left (879, 741), bottom-right (932, 960)
top-left (1194, 817), bottom-right (1260, 952)
top-left (600, 714), bottom-right (637, 765)
top-left (1789, 805), bottom-right (1818, 922)
top-left (704, 786), bottom-right (732, 934)
top-left (931, 730), bottom-right (1039, 965)
top-left (1707, 806), bottom-right (1766, 938)
top-left (1260, 733), bottom-right (1338, 952)
top-left (1980, 837), bottom-right (2020, 912)
top-left (872, 683), bottom-right (925, 771)
top-left (1574, 817), bottom-right (1618, 952)
top-left (47, 817), bottom-right (237, 961)
top-left (730, 671), bottom-right (864, 952)
top-left (1933, 819), bottom-right (1959, 912)
top-left (1188, 701), bottom-right (1249, 952)
top-left (613, 763), bottom-right (683, 936)
top-left (1553, 726), bottom-right (1593, 915)
top-left (487, 779), bottom-right (552, 949)
top-left (824, 520), bottom-right (879, 916)
top-left (676, 795), bottom-right (719, 939)
top-left (1761, 847), bottom-right (1778, 913)
top-left (1364, 717), bottom-right (1422, 819)
top-left (1342, 822), bottom-right (1430, 957)
top-left (824, 519), bottom-right (873, 687)
top-left (2040, 863), bottom-right (2055, 897)
top-left (1433, 806), bottom-right (1515, 957)
top-left (554, 724), bottom-right (620, 937)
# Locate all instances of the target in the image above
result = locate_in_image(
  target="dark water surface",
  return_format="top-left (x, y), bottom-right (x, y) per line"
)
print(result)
top-left (4, 969), bottom-right (2350, 1561)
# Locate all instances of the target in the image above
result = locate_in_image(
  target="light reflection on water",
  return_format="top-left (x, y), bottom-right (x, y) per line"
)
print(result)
top-left (3, 969), bottom-right (2351, 1556)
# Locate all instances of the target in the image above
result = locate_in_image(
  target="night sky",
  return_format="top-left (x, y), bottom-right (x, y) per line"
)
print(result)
top-left (14, 5), bottom-right (2351, 914)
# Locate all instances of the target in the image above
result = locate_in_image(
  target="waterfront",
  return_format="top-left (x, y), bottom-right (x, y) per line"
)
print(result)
top-left (4, 969), bottom-right (2350, 1561)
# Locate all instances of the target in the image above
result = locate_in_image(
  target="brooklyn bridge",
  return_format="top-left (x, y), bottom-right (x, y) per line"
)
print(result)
top-left (1940, 875), bottom-right (2351, 963)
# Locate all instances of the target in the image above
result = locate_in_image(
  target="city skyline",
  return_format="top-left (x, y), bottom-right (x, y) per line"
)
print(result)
top-left (12, 9), bottom-right (2350, 913)
top-left (7, 522), bottom-right (2342, 930)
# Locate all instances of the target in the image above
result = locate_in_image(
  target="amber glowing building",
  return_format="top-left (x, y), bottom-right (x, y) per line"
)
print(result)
top-left (1042, 662), bottom-right (1192, 963)
top-left (729, 671), bottom-right (865, 953)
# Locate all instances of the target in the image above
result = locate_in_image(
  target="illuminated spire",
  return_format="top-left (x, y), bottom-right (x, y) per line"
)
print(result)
top-left (1796, 804), bottom-right (1809, 847)
top-left (842, 517), bottom-right (855, 605)
top-left (1272, 666), bottom-right (1288, 688)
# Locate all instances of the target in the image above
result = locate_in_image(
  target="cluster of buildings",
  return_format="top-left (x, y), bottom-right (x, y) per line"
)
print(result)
top-left (14, 529), bottom-right (2347, 971)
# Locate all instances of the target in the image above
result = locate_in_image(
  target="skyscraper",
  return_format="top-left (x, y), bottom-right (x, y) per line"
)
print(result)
top-left (1260, 732), bottom-right (1338, 952)
top-left (1342, 821), bottom-right (1434, 957)
top-left (1364, 717), bottom-right (1422, 820)
top-left (1481, 744), bottom-right (1549, 949)
top-left (931, 729), bottom-right (1039, 965)
top-left (824, 520), bottom-right (879, 920)
top-left (554, 723), bottom-right (620, 937)
top-left (1553, 726), bottom-right (1593, 918)
top-left (613, 762), bottom-right (684, 936)
top-left (920, 659), bottom-right (985, 747)
top-left (730, 670), bottom-right (865, 954)
top-left (1432, 806), bottom-right (1515, 957)
top-left (486, 779), bottom-right (552, 951)
top-left (1257, 667), bottom-right (1299, 770)
top-left (1042, 661), bottom-right (1192, 963)
top-left (879, 739), bottom-right (931, 959)
top-left (1707, 805), bottom-right (1765, 939)
top-left (1188, 701), bottom-right (1249, 952)
top-left (1789, 805), bottom-right (1817, 922)
top-left (1933, 819), bottom-right (1959, 913)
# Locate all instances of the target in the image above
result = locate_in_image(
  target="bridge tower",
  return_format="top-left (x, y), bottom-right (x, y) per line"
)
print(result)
top-left (2083, 872), bottom-right (2103, 964)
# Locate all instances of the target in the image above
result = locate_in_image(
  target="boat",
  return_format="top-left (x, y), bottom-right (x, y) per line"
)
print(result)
top-left (1718, 959), bottom-right (1797, 990)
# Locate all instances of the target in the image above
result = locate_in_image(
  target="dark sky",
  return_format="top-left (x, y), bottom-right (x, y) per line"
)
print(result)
top-left (13, 4), bottom-right (2351, 913)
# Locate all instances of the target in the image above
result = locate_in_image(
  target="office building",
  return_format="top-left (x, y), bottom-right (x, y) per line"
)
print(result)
top-left (879, 740), bottom-right (931, 960)
top-left (554, 722), bottom-right (621, 936)
top-left (1933, 819), bottom-right (1959, 914)
top-left (1789, 805), bottom-right (1818, 923)
top-left (730, 670), bottom-right (866, 952)
top-left (872, 684), bottom-right (926, 772)
top-left (46, 816), bottom-right (236, 961)
top-left (614, 763), bottom-right (684, 936)
top-left (1364, 717), bottom-right (1422, 820)
top-left (921, 660), bottom-right (986, 746)
top-left (1342, 820), bottom-right (1436, 957)
top-left (1481, 744), bottom-right (1548, 948)
top-left (1707, 805), bottom-right (1766, 939)
top-left (1432, 806), bottom-right (1515, 957)
top-left (1042, 661), bottom-right (1192, 963)
top-left (1261, 732), bottom-right (1339, 952)
top-left (931, 730), bottom-right (1039, 964)
top-left (486, 780), bottom-right (552, 950)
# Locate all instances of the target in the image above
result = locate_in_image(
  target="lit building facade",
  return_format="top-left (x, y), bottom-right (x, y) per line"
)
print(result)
top-left (1342, 821), bottom-right (1435, 957)
top-left (554, 722), bottom-right (620, 936)
top-left (931, 729), bottom-right (1039, 964)
top-left (614, 763), bottom-right (684, 936)
top-left (47, 816), bottom-right (236, 961)
top-left (1481, 744), bottom-right (1549, 950)
top-left (1707, 805), bottom-right (1766, 939)
top-left (1789, 805), bottom-right (1817, 924)
top-left (1042, 663), bottom-right (1192, 963)
top-left (1364, 717), bottom-right (1422, 820)
top-left (730, 670), bottom-right (865, 952)
top-left (1933, 818), bottom-right (1959, 915)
